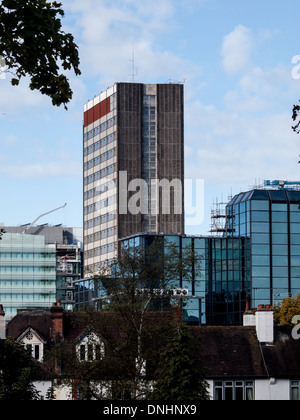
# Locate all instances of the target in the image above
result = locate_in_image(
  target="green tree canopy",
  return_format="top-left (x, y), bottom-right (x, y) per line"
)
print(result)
top-left (50, 239), bottom-right (204, 400)
top-left (274, 294), bottom-right (300, 326)
top-left (0, 338), bottom-right (41, 400)
top-left (0, 0), bottom-right (81, 109)
top-left (150, 324), bottom-right (209, 401)
top-left (292, 103), bottom-right (300, 134)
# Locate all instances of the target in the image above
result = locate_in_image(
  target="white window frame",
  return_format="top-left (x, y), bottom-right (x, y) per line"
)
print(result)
top-left (291, 381), bottom-right (300, 401)
top-left (214, 380), bottom-right (254, 401)
top-left (76, 332), bottom-right (105, 362)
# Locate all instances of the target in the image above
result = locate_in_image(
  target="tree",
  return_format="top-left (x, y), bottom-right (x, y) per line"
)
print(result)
top-left (51, 238), bottom-right (203, 400)
top-left (0, 0), bottom-right (81, 109)
top-left (0, 229), bottom-right (4, 240)
top-left (93, 238), bottom-right (201, 399)
top-left (274, 294), bottom-right (300, 326)
top-left (292, 103), bottom-right (300, 134)
top-left (150, 323), bottom-right (209, 401)
top-left (0, 338), bottom-right (41, 400)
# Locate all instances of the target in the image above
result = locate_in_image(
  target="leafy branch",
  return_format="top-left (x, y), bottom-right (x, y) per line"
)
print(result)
top-left (0, 0), bottom-right (81, 109)
top-left (292, 102), bottom-right (300, 134)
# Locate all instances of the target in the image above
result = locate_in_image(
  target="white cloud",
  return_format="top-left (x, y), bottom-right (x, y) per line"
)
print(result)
top-left (0, 77), bottom-right (49, 114)
top-left (64, 0), bottom-right (200, 85)
top-left (185, 99), bottom-right (299, 188)
top-left (221, 25), bottom-right (253, 75)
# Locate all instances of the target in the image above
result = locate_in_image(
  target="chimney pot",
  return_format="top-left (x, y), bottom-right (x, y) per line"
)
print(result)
top-left (246, 295), bottom-right (251, 311)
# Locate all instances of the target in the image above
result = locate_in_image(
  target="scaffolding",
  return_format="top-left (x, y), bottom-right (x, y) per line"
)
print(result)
top-left (251, 180), bottom-right (300, 191)
top-left (210, 196), bottom-right (232, 236)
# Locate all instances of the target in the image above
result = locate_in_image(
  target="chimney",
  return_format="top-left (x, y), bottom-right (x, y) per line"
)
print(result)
top-left (244, 305), bottom-right (274, 343)
top-left (256, 305), bottom-right (274, 344)
top-left (243, 307), bottom-right (257, 327)
top-left (50, 300), bottom-right (64, 343)
top-left (0, 305), bottom-right (5, 340)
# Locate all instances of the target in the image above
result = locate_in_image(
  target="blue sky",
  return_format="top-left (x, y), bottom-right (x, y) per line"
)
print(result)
top-left (1, 0), bottom-right (300, 234)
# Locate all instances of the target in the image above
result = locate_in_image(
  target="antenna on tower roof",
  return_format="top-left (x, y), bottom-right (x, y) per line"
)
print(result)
top-left (129, 44), bottom-right (138, 82)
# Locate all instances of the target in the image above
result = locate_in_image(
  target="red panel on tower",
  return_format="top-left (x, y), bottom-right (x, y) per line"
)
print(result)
top-left (84, 97), bottom-right (111, 128)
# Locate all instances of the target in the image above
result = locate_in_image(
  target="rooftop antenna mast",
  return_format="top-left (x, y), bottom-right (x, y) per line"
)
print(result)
top-left (129, 44), bottom-right (138, 82)
top-left (22, 203), bottom-right (67, 234)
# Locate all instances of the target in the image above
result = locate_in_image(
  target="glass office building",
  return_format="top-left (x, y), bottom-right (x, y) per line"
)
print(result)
top-left (75, 234), bottom-right (206, 325)
top-left (74, 234), bottom-right (248, 326)
top-left (75, 185), bottom-right (300, 326)
top-left (207, 236), bottom-right (250, 325)
top-left (0, 233), bottom-right (56, 322)
top-left (226, 187), bottom-right (300, 309)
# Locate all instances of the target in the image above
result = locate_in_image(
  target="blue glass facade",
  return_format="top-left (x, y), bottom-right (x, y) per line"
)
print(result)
top-left (226, 188), bottom-right (300, 309)
top-left (75, 187), bottom-right (300, 326)
top-left (75, 234), bottom-right (207, 325)
top-left (74, 234), bottom-right (248, 326)
top-left (206, 236), bottom-right (250, 325)
top-left (0, 234), bottom-right (56, 322)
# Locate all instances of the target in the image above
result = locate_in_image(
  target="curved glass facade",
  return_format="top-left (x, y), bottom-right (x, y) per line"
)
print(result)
top-left (226, 189), bottom-right (300, 309)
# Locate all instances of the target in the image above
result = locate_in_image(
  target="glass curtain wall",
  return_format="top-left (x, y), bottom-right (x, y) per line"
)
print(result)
top-left (226, 188), bottom-right (300, 310)
top-left (206, 237), bottom-right (250, 325)
top-left (0, 233), bottom-right (56, 322)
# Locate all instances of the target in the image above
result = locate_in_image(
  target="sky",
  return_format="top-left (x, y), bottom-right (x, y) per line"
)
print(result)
top-left (1, 0), bottom-right (300, 235)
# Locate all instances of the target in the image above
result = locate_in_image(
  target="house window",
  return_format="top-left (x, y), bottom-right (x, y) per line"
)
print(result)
top-left (77, 333), bottom-right (104, 362)
top-left (80, 345), bottom-right (86, 361)
top-left (291, 381), bottom-right (300, 400)
top-left (214, 381), bottom-right (254, 401)
top-left (26, 344), bottom-right (41, 362)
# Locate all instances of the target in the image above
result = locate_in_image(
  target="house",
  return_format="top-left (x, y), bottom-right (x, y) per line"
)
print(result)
top-left (1, 301), bottom-right (300, 400)
top-left (191, 306), bottom-right (300, 400)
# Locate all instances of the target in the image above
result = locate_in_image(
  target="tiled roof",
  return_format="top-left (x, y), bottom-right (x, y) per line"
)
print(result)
top-left (190, 326), bottom-right (300, 379)
top-left (6, 310), bottom-right (300, 380)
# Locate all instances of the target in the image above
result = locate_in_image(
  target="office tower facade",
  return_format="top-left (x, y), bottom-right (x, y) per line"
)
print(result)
top-left (0, 233), bottom-right (56, 322)
top-left (83, 83), bottom-right (185, 276)
top-left (4, 226), bottom-right (83, 312)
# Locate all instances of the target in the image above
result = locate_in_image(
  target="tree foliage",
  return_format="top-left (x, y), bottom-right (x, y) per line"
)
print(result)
top-left (0, 0), bottom-right (81, 109)
top-left (274, 294), bottom-right (300, 326)
top-left (50, 239), bottom-right (205, 400)
top-left (0, 338), bottom-right (41, 400)
top-left (93, 238), bottom-right (202, 398)
top-left (292, 103), bottom-right (300, 134)
top-left (150, 324), bottom-right (209, 401)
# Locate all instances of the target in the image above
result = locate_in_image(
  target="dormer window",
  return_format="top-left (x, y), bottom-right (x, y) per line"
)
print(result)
top-left (76, 332), bottom-right (104, 362)
top-left (17, 328), bottom-right (46, 362)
